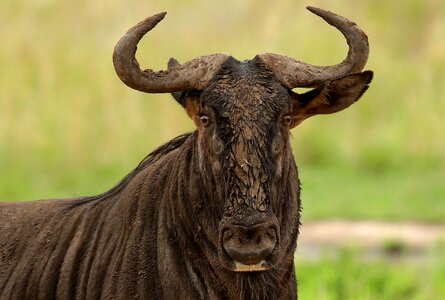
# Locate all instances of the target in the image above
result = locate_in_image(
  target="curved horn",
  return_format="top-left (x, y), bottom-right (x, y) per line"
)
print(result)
top-left (113, 12), bottom-right (229, 93)
top-left (258, 6), bottom-right (369, 88)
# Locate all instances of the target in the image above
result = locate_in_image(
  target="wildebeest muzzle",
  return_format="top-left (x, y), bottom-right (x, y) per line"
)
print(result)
top-left (219, 214), bottom-right (279, 272)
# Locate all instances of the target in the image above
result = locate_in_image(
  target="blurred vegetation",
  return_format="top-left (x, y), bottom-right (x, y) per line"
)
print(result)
top-left (296, 246), bottom-right (445, 299)
top-left (1, 0), bottom-right (444, 222)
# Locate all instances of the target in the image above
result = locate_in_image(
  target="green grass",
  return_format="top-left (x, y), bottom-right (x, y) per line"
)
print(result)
top-left (1, 0), bottom-right (444, 223)
top-left (296, 247), bottom-right (445, 299)
top-left (299, 162), bottom-right (445, 223)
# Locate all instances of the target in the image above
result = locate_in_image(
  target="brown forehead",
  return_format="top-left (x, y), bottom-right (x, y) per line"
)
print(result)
top-left (201, 57), bottom-right (291, 124)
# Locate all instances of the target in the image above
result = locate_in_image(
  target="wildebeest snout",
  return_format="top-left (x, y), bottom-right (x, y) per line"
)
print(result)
top-left (222, 220), bottom-right (278, 266)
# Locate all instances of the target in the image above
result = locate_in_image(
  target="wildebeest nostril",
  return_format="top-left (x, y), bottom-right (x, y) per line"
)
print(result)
top-left (223, 224), bottom-right (277, 265)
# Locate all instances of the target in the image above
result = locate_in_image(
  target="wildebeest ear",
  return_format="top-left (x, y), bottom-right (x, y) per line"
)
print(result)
top-left (168, 58), bottom-right (202, 108)
top-left (290, 71), bottom-right (373, 128)
top-left (168, 58), bottom-right (186, 105)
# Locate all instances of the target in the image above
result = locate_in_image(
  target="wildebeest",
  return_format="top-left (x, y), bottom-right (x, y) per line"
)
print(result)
top-left (0, 6), bottom-right (372, 299)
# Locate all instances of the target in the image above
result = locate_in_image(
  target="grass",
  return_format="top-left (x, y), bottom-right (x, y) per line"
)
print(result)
top-left (299, 162), bottom-right (445, 223)
top-left (296, 247), bottom-right (445, 299)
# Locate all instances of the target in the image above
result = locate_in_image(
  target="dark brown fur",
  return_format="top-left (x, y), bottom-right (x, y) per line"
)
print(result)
top-left (0, 56), bottom-right (372, 299)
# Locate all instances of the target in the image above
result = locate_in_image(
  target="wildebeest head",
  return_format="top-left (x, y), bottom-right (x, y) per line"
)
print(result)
top-left (113, 6), bottom-right (372, 274)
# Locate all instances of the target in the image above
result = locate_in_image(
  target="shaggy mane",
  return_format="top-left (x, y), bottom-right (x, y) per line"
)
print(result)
top-left (69, 132), bottom-right (193, 207)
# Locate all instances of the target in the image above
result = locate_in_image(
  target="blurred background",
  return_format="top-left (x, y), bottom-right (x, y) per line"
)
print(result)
top-left (1, 0), bottom-right (444, 298)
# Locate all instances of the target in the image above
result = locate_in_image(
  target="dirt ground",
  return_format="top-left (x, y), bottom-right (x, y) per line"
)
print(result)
top-left (298, 220), bottom-right (445, 252)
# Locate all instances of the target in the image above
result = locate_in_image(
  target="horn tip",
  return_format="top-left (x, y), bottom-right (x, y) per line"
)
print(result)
top-left (140, 11), bottom-right (168, 25)
top-left (306, 6), bottom-right (335, 19)
top-left (147, 11), bottom-right (167, 24)
top-left (306, 6), bottom-right (322, 14)
top-left (124, 11), bottom-right (167, 35)
top-left (157, 11), bottom-right (167, 18)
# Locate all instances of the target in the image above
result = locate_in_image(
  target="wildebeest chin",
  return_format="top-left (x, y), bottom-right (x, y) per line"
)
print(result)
top-left (0, 6), bottom-right (373, 299)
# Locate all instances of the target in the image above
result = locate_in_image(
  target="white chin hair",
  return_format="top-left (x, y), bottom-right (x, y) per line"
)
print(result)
top-left (233, 260), bottom-right (267, 272)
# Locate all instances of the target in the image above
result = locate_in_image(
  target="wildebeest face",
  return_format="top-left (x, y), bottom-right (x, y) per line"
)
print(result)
top-left (170, 57), bottom-right (294, 272)
top-left (172, 56), bottom-right (373, 272)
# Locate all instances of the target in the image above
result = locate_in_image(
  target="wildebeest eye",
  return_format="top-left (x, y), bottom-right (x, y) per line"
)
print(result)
top-left (283, 115), bottom-right (292, 126)
top-left (199, 115), bottom-right (211, 127)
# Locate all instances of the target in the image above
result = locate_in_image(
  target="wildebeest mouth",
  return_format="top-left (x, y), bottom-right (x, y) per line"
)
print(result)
top-left (233, 260), bottom-right (268, 272)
